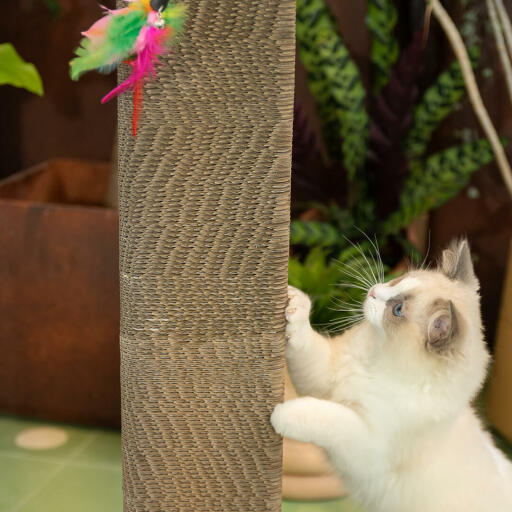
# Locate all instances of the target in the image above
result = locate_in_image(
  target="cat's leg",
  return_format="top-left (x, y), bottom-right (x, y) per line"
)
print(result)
top-left (271, 396), bottom-right (366, 450)
top-left (286, 286), bottom-right (334, 397)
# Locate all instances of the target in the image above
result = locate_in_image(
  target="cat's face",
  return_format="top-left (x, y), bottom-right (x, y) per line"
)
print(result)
top-left (362, 239), bottom-right (489, 399)
top-left (364, 271), bottom-right (462, 356)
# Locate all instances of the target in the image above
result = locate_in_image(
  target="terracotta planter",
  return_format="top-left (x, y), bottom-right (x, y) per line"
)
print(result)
top-left (0, 159), bottom-right (121, 427)
top-left (488, 239), bottom-right (512, 441)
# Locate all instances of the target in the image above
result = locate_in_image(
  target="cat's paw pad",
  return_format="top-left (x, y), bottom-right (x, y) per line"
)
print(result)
top-left (286, 286), bottom-right (311, 325)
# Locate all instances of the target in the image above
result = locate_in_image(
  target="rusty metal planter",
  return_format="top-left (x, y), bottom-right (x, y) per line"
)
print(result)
top-left (0, 159), bottom-right (120, 427)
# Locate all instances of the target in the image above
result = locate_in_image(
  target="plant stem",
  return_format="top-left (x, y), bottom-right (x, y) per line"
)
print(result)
top-left (494, 0), bottom-right (512, 63)
top-left (487, 0), bottom-right (512, 105)
top-left (430, 0), bottom-right (512, 198)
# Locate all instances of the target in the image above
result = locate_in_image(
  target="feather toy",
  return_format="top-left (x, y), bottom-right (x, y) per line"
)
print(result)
top-left (70, 0), bottom-right (186, 136)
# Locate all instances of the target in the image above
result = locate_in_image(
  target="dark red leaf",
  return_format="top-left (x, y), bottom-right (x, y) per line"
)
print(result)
top-left (291, 103), bottom-right (347, 209)
top-left (368, 31), bottom-right (425, 218)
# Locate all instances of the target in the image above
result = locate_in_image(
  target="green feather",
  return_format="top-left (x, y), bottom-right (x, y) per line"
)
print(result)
top-left (70, 39), bottom-right (111, 80)
top-left (70, 10), bottom-right (145, 81)
top-left (163, 4), bottom-right (187, 32)
top-left (107, 10), bottom-right (146, 55)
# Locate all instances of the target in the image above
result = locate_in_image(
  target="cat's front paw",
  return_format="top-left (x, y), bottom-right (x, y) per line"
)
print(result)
top-left (286, 286), bottom-right (312, 336)
top-left (270, 398), bottom-right (316, 443)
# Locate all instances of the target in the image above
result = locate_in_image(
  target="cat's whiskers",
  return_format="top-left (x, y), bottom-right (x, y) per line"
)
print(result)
top-left (344, 234), bottom-right (382, 287)
top-left (337, 283), bottom-right (369, 292)
top-left (337, 255), bottom-right (375, 290)
top-left (371, 234), bottom-right (385, 282)
top-left (354, 241), bottom-right (379, 286)
top-left (331, 295), bottom-right (363, 307)
top-left (355, 228), bottom-right (386, 283)
top-left (330, 305), bottom-right (363, 313)
top-left (328, 316), bottom-right (364, 333)
top-left (420, 231), bottom-right (431, 271)
top-left (330, 314), bottom-right (364, 325)
top-left (328, 233), bottom-right (390, 333)
top-left (337, 260), bottom-right (374, 289)
top-left (354, 229), bottom-right (383, 283)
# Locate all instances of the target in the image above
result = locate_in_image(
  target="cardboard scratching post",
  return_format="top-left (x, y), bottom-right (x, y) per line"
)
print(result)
top-left (488, 239), bottom-right (512, 442)
top-left (117, 1), bottom-right (295, 510)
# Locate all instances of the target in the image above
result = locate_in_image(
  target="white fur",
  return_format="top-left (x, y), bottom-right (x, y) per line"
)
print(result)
top-left (272, 278), bottom-right (512, 512)
top-left (365, 277), bottom-right (420, 327)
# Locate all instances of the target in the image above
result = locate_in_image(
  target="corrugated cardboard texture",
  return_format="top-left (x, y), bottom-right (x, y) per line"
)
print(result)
top-left (117, 1), bottom-right (295, 510)
top-left (488, 240), bottom-right (512, 441)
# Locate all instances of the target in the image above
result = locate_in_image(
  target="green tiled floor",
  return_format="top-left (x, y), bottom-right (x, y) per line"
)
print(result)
top-left (282, 499), bottom-right (362, 512)
top-left (0, 415), bottom-right (361, 512)
top-left (1, 414), bottom-right (510, 512)
top-left (0, 417), bottom-right (122, 512)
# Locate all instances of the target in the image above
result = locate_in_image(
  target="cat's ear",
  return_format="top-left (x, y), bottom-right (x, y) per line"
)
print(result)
top-left (427, 301), bottom-right (458, 353)
top-left (440, 238), bottom-right (479, 290)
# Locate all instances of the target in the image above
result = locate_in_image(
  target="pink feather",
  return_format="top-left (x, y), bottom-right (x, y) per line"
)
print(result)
top-left (82, 6), bottom-right (129, 42)
top-left (101, 25), bottom-right (169, 104)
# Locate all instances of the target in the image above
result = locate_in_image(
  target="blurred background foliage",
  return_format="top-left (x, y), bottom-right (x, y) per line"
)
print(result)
top-left (0, 43), bottom-right (43, 96)
top-left (289, 0), bottom-right (507, 332)
top-left (1, 0), bottom-right (511, 342)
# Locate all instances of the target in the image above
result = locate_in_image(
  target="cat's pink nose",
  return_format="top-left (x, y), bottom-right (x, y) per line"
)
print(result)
top-left (368, 286), bottom-right (376, 299)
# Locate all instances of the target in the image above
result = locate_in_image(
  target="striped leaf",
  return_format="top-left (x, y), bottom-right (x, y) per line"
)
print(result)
top-left (366, 0), bottom-right (399, 96)
top-left (404, 47), bottom-right (480, 162)
top-left (296, 0), bottom-right (369, 179)
top-left (290, 220), bottom-right (341, 247)
top-left (383, 138), bottom-right (505, 233)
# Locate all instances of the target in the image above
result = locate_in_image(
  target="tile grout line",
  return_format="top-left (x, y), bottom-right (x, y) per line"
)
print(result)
top-left (0, 449), bottom-right (121, 472)
top-left (9, 433), bottom-right (101, 512)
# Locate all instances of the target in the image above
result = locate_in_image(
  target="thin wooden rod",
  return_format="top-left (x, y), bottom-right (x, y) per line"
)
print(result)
top-left (430, 0), bottom-right (512, 198)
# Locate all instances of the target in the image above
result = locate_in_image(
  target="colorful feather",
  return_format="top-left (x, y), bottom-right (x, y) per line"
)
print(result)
top-left (132, 77), bottom-right (144, 136)
top-left (70, 8), bottom-right (145, 80)
top-left (101, 25), bottom-right (168, 103)
top-left (70, 0), bottom-right (186, 135)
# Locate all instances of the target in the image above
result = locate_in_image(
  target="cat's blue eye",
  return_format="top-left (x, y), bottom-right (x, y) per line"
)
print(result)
top-left (393, 303), bottom-right (403, 317)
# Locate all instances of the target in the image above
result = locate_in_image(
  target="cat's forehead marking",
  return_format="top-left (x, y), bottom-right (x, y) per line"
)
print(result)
top-left (387, 274), bottom-right (407, 287)
top-left (381, 276), bottom-right (420, 300)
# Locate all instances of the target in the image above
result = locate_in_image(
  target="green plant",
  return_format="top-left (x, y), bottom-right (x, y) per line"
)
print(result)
top-left (290, 0), bottom-right (506, 332)
top-left (366, 0), bottom-right (399, 96)
top-left (289, 243), bottom-right (391, 330)
top-left (0, 43), bottom-right (43, 96)
top-left (295, 0), bottom-right (368, 178)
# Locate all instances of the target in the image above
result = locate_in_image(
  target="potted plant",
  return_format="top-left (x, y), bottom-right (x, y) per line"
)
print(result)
top-left (290, 0), bottom-right (505, 334)
top-left (284, 0), bottom-right (507, 500)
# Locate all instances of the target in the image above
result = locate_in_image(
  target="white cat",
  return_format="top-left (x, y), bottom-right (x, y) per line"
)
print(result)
top-left (271, 239), bottom-right (512, 512)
